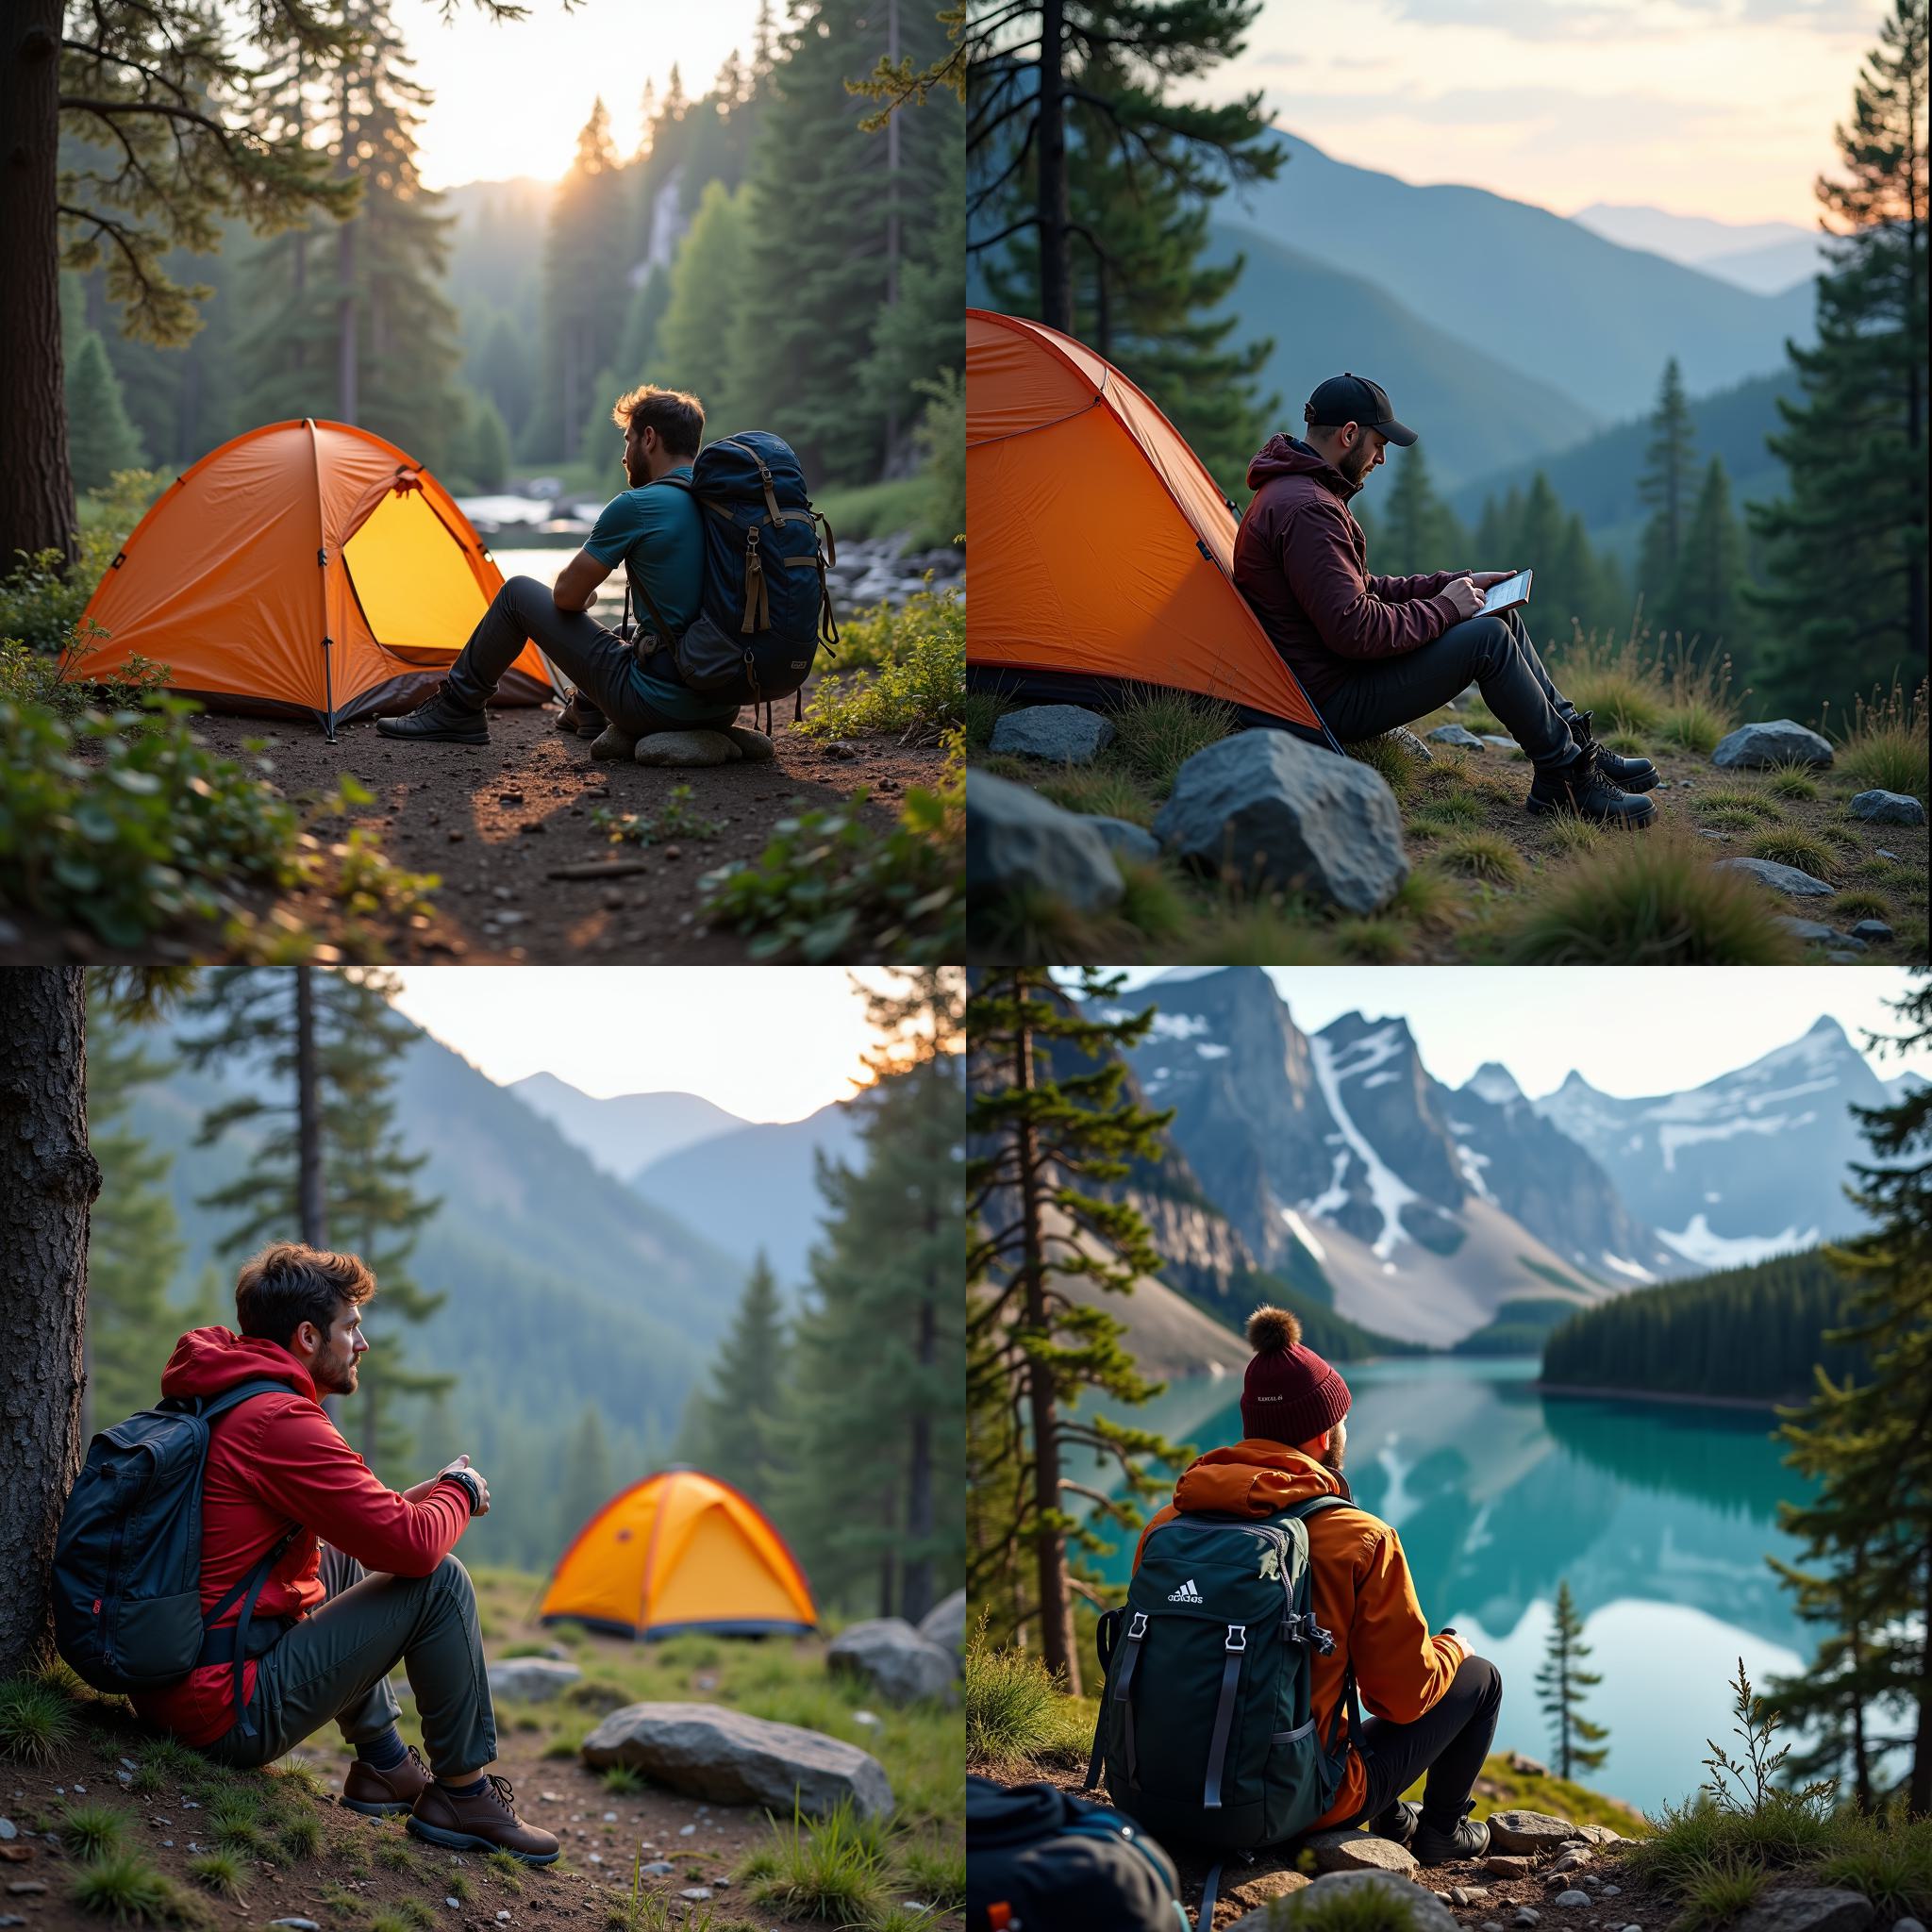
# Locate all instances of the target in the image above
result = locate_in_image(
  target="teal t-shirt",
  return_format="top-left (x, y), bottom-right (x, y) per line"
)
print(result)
top-left (585, 465), bottom-right (732, 724)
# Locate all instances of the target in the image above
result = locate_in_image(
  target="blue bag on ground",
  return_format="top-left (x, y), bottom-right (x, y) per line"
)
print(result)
top-left (967, 1774), bottom-right (1188, 1930)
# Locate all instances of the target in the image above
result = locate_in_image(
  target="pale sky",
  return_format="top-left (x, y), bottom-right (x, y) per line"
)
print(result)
top-left (1089, 968), bottom-right (1932, 1099)
top-left (1199, 0), bottom-right (1885, 229)
top-left (388, 0), bottom-right (766, 187)
top-left (388, 967), bottom-right (906, 1119)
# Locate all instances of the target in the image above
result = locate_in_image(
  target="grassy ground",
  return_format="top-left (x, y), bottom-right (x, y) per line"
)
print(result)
top-left (966, 651), bottom-right (1930, 967)
top-left (0, 1568), bottom-right (961, 1932)
top-left (966, 1642), bottom-right (1930, 1932)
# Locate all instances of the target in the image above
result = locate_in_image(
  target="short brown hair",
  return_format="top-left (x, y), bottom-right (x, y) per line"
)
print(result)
top-left (235, 1242), bottom-right (376, 1348)
top-left (611, 384), bottom-right (704, 458)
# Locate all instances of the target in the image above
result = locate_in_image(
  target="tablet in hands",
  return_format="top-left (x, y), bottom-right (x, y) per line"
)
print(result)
top-left (1480, 569), bottom-right (1532, 615)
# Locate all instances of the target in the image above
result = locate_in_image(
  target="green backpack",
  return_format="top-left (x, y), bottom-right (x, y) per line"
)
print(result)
top-left (1084, 1496), bottom-right (1364, 1925)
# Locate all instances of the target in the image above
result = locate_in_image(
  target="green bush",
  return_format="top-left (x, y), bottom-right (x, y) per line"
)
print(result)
top-left (0, 471), bottom-right (166, 656)
top-left (0, 694), bottom-right (303, 949)
top-left (801, 584), bottom-right (963, 743)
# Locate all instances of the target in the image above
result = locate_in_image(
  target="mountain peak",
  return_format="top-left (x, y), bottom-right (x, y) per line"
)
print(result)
top-left (1465, 1062), bottom-right (1524, 1107)
top-left (1806, 1014), bottom-right (1849, 1042)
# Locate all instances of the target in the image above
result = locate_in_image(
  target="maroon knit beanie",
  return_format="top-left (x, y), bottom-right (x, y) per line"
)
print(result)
top-left (1240, 1305), bottom-right (1352, 1444)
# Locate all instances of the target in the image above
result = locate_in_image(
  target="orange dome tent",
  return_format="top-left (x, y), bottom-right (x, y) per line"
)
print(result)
top-left (966, 308), bottom-right (1338, 746)
top-left (537, 1469), bottom-right (816, 1641)
top-left (71, 418), bottom-right (559, 740)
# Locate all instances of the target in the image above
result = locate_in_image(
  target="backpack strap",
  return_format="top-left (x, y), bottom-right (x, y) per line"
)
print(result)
top-left (721, 436), bottom-right (784, 526)
top-left (1201, 1622), bottom-right (1247, 1809)
top-left (1197, 1858), bottom-right (1224, 1932)
top-left (1084, 1608), bottom-right (1124, 1792)
top-left (1274, 1495), bottom-right (1366, 1760)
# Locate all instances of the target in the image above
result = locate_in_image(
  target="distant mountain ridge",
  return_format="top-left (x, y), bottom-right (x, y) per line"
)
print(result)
top-left (1223, 131), bottom-right (1815, 426)
top-left (1568, 202), bottom-right (1828, 295)
top-left (508, 1073), bottom-right (746, 1180)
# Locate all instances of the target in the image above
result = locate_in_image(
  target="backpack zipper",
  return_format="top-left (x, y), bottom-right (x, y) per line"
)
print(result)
top-left (100, 1442), bottom-right (158, 1673)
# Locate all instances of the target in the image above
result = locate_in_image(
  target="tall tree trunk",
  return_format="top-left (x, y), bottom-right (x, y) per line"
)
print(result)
top-left (336, 56), bottom-right (358, 423)
top-left (901, 1191), bottom-right (937, 1624)
top-left (294, 968), bottom-right (327, 1248)
top-left (0, 0), bottom-right (79, 562)
top-left (1035, 0), bottom-right (1071, 334)
top-left (0, 970), bottom-right (100, 1679)
top-left (1016, 981), bottom-right (1077, 1692)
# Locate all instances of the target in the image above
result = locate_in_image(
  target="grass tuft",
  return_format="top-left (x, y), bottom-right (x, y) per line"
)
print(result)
top-left (1764, 762), bottom-right (1820, 801)
top-left (1034, 762), bottom-right (1156, 826)
top-left (962, 690), bottom-right (1012, 751)
top-left (1108, 684), bottom-right (1238, 797)
top-left (184, 1851), bottom-right (243, 1900)
top-left (1672, 1854), bottom-right (1769, 1930)
top-left (1745, 828), bottom-right (1836, 878)
top-left (1345, 732), bottom-right (1424, 800)
top-left (1831, 675), bottom-right (1928, 802)
top-left (1336, 917), bottom-right (1412, 962)
top-left (1694, 789), bottom-right (1781, 822)
top-left (741, 1797), bottom-right (891, 1924)
top-left (1437, 831), bottom-right (1525, 885)
top-left (965, 1630), bottom-right (1095, 1772)
top-left (0, 1673), bottom-right (78, 1764)
top-left (60, 1801), bottom-right (132, 1862)
top-left (600, 1763), bottom-right (647, 1794)
top-left (69, 1853), bottom-right (205, 1925)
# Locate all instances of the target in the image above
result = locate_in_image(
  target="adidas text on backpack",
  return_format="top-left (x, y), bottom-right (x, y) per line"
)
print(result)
top-left (1085, 1496), bottom-right (1366, 1925)
top-left (630, 430), bottom-right (839, 729)
top-left (52, 1378), bottom-right (301, 1736)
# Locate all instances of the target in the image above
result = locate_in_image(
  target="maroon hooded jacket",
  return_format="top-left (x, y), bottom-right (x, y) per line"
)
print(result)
top-left (129, 1327), bottom-right (474, 1745)
top-left (1233, 435), bottom-right (1464, 708)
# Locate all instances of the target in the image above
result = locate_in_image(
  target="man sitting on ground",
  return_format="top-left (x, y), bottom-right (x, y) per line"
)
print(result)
top-left (129, 1242), bottom-right (558, 1865)
top-left (378, 384), bottom-right (736, 750)
top-left (1233, 373), bottom-right (1657, 827)
top-left (1135, 1307), bottom-right (1503, 1864)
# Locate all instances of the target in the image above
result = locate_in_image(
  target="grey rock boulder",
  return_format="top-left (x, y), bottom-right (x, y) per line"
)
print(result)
top-left (486, 1657), bottom-right (583, 1702)
top-left (636, 730), bottom-right (741, 768)
top-left (1731, 1889), bottom-right (1875, 1932)
top-left (581, 1701), bottom-right (892, 1822)
top-left (1849, 919), bottom-right (1894, 941)
top-left (1154, 729), bottom-right (1408, 913)
top-left (1487, 1811), bottom-right (1585, 1855)
top-left (967, 772), bottom-right (1124, 914)
top-left (1774, 915), bottom-right (1839, 945)
top-left (1084, 816), bottom-right (1161, 866)
top-left (1303, 1829), bottom-right (1418, 1874)
top-left (1574, 1826), bottom-right (1625, 1846)
top-left (1848, 789), bottom-right (1925, 825)
top-left (915, 1589), bottom-right (966, 1666)
top-left (826, 1619), bottom-right (957, 1705)
top-left (990, 705), bottom-right (1117, 765)
top-left (1554, 1892), bottom-right (1593, 1908)
top-left (1715, 857), bottom-right (1836, 899)
top-left (725, 725), bottom-right (776, 763)
top-left (1711, 720), bottom-right (1834, 769)
top-left (1429, 724), bottom-right (1485, 749)
top-left (1227, 1868), bottom-right (1462, 1932)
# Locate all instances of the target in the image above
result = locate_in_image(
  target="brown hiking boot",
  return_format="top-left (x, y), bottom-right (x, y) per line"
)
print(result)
top-left (408, 1774), bottom-right (560, 1865)
top-left (340, 1745), bottom-right (432, 1816)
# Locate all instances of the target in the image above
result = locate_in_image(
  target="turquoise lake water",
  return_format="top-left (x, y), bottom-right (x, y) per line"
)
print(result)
top-left (1080, 1356), bottom-right (1839, 1819)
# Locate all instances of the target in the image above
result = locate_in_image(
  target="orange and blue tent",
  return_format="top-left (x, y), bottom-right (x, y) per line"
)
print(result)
top-left (70, 418), bottom-right (559, 741)
top-left (537, 1468), bottom-right (816, 1642)
top-left (966, 308), bottom-right (1337, 746)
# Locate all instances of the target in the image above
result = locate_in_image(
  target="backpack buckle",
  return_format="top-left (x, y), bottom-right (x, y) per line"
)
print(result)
top-left (1127, 1611), bottom-right (1148, 1640)
top-left (1225, 1624), bottom-right (1246, 1652)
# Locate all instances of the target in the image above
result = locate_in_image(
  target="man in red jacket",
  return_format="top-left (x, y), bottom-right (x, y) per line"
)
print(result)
top-left (1233, 374), bottom-right (1657, 827)
top-left (130, 1242), bottom-right (558, 1865)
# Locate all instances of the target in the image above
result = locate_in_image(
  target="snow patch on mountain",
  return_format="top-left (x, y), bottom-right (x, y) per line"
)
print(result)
top-left (1467, 1063), bottom-right (1524, 1108)
top-left (1304, 1149), bottom-right (1351, 1217)
top-left (1281, 1208), bottom-right (1329, 1263)
top-left (1149, 1011), bottom-right (1211, 1041)
top-left (1657, 1110), bottom-right (1815, 1171)
top-left (1308, 1032), bottom-right (1419, 1258)
top-left (1197, 1042), bottom-right (1230, 1059)
top-left (1600, 1253), bottom-right (1656, 1282)
top-left (1658, 1214), bottom-right (1822, 1269)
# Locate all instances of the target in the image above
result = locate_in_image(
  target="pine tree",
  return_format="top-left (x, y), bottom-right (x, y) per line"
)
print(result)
top-left (1669, 456), bottom-right (1747, 662)
top-left (1537, 1578), bottom-right (1610, 1779)
top-left (558, 1405), bottom-right (613, 1541)
top-left (774, 1052), bottom-right (963, 1622)
top-left (679, 1252), bottom-right (789, 1507)
top-left (1743, 0), bottom-right (1927, 716)
top-left (476, 311), bottom-right (537, 441)
top-left (65, 330), bottom-right (145, 493)
top-left (82, 980), bottom-right (184, 1439)
top-left (1637, 358), bottom-right (1698, 615)
top-left (461, 394), bottom-right (511, 491)
top-left (616, 263), bottom-right (675, 381)
top-left (966, 970), bottom-right (1184, 1692)
top-left (1378, 443), bottom-right (1460, 576)
top-left (658, 179), bottom-right (751, 427)
top-left (734, 0), bottom-right (960, 484)
top-left (1768, 978), bottom-right (1932, 1812)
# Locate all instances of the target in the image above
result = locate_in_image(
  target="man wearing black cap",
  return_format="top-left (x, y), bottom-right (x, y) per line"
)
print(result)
top-left (1233, 374), bottom-right (1657, 826)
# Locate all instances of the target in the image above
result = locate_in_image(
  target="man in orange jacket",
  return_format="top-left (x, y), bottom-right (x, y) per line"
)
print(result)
top-left (1135, 1307), bottom-right (1502, 1864)
top-left (131, 1242), bottom-right (558, 1865)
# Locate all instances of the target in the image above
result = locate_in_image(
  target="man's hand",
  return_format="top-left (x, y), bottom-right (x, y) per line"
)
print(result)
top-left (551, 546), bottom-right (611, 615)
top-left (1471, 569), bottom-right (1520, 591)
top-left (439, 1454), bottom-right (491, 1517)
top-left (1441, 576), bottom-right (1486, 623)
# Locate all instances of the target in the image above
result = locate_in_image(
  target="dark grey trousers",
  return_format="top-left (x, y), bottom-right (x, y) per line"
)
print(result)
top-left (1336, 1655), bottom-right (1506, 1833)
top-left (1319, 608), bottom-right (1576, 762)
top-left (445, 575), bottom-right (703, 737)
top-left (206, 1544), bottom-right (497, 1779)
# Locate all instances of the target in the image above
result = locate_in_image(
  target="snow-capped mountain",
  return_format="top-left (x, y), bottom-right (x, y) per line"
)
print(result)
top-left (1534, 1016), bottom-right (1897, 1269)
top-left (1103, 970), bottom-right (1678, 1345)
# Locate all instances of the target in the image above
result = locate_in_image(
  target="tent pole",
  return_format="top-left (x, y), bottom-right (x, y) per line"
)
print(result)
top-left (323, 635), bottom-right (337, 743)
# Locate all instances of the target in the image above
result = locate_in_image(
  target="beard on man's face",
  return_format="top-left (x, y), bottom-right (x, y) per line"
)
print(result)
top-left (316, 1340), bottom-right (359, 1396)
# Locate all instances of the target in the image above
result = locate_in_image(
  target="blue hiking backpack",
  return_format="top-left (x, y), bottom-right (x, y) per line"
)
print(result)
top-left (630, 431), bottom-right (839, 726)
top-left (1085, 1495), bottom-right (1366, 1928)
top-left (52, 1378), bottom-right (302, 1737)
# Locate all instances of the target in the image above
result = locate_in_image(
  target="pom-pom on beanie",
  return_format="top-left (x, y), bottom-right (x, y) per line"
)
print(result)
top-left (1240, 1305), bottom-right (1352, 1445)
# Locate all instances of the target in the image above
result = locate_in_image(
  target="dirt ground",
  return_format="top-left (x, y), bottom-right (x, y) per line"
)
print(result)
top-left (8, 684), bottom-right (945, 965)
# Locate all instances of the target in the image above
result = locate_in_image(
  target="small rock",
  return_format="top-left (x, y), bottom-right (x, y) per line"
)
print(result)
top-left (498, 790), bottom-right (525, 805)
top-left (1847, 789), bottom-right (1925, 825)
top-left (641, 1861), bottom-right (675, 1875)
top-left (119, 1758), bottom-right (138, 1772)
top-left (445, 1896), bottom-right (461, 1909)
top-left (5, 1885), bottom-right (47, 1898)
top-left (1714, 856), bottom-right (1836, 899)
top-left (1556, 1892), bottom-right (1593, 1908)
top-left (1877, 848), bottom-right (1901, 860)
top-left (270, 1922), bottom-right (320, 1930)
top-left (588, 1853), bottom-right (603, 1865)
top-left (990, 705), bottom-right (1117, 765)
top-left (1827, 950), bottom-right (1862, 962)
top-left (1775, 914), bottom-right (1839, 944)
top-left (820, 741), bottom-right (858, 759)
top-left (1514, 1910), bottom-right (1541, 1928)
top-left (1584, 1875), bottom-right (1603, 1890)
top-left (1711, 720), bottom-right (1834, 770)
top-left (1602, 1885), bottom-right (1623, 1896)
top-left (516, 820), bottom-right (546, 835)
top-left (1507, 1754), bottom-right (1550, 1776)
top-left (115, 1771), bottom-right (132, 1788)
top-left (1083, 815), bottom-right (1162, 867)
top-left (680, 1824), bottom-right (697, 1836)
top-left (0, 1825), bottom-right (11, 1842)
top-left (1731, 1888), bottom-right (1875, 1932)
top-left (1489, 1812), bottom-right (1586, 1855)
top-left (679, 1890), bottom-right (712, 1904)
top-left (1849, 919), bottom-right (1894, 941)
top-left (1488, 1857), bottom-right (1533, 1879)
top-left (1302, 1830), bottom-right (1418, 1875)
top-left (1429, 724), bottom-right (1485, 749)
top-left (447, 829), bottom-right (464, 841)
top-left (635, 729), bottom-right (741, 768)
top-left (496, 1915), bottom-right (510, 1924)
top-left (590, 723), bottom-right (637, 760)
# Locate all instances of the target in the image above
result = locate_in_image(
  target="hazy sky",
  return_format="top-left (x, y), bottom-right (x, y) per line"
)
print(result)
top-left (1201, 0), bottom-right (1881, 229)
top-left (389, 0), bottom-right (766, 187)
top-left (1091, 967), bottom-right (1932, 1098)
top-left (388, 967), bottom-right (902, 1119)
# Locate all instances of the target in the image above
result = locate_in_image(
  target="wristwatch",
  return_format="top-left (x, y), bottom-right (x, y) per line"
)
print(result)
top-left (442, 1468), bottom-right (484, 1515)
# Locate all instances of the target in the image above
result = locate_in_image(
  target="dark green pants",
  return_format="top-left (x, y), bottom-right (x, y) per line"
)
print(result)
top-left (206, 1545), bottom-right (497, 1778)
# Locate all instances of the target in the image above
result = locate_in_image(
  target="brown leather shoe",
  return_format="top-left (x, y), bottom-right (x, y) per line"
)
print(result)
top-left (341, 1745), bottom-right (432, 1816)
top-left (408, 1774), bottom-right (560, 1864)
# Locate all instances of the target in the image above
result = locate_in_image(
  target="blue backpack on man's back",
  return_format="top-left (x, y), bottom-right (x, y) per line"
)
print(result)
top-left (52, 1378), bottom-right (300, 1735)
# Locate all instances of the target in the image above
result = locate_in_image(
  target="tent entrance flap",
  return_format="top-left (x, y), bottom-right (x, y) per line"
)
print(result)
top-left (342, 483), bottom-right (492, 655)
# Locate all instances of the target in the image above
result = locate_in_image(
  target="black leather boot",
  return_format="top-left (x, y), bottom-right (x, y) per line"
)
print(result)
top-left (376, 679), bottom-right (489, 744)
top-left (1526, 741), bottom-right (1656, 827)
top-left (1567, 708), bottom-right (1657, 791)
top-left (1413, 1798), bottom-right (1491, 1866)
top-left (1370, 1799), bottom-right (1421, 1848)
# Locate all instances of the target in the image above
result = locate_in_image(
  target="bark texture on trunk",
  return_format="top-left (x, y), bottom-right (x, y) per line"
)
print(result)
top-left (0, 969), bottom-right (100, 1678)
